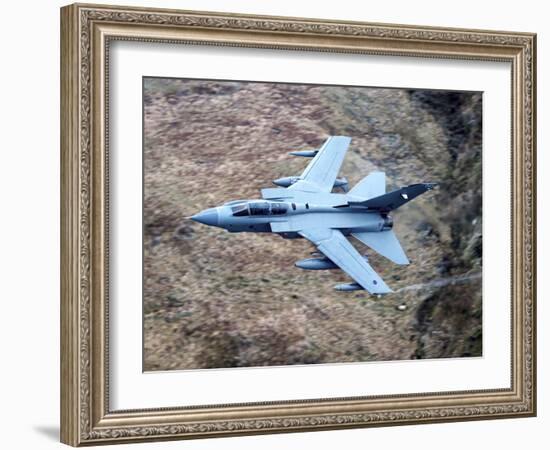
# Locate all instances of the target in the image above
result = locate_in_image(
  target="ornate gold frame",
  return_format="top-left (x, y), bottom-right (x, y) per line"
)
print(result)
top-left (60, 3), bottom-right (536, 446)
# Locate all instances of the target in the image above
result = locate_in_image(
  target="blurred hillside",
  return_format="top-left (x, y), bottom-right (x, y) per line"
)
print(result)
top-left (143, 78), bottom-right (482, 371)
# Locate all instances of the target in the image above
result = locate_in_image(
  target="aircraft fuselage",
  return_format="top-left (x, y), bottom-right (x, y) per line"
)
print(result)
top-left (191, 199), bottom-right (392, 237)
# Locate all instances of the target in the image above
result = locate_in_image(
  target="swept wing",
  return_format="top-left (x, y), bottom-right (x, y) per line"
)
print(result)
top-left (352, 230), bottom-right (409, 265)
top-left (298, 228), bottom-right (392, 294)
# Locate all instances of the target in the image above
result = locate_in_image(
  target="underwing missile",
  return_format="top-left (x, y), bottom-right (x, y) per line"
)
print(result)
top-left (273, 176), bottom-right (300, 187)
top-left (289, 150), bottom-right (318, 157)
top-left (295, 257), bottom-right (338, 270)
top-left (334, 282), bottom-right (364, 291)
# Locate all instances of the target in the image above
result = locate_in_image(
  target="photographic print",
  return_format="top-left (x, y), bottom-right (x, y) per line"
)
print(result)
top-left (143, 77), bottom-right (482, 371)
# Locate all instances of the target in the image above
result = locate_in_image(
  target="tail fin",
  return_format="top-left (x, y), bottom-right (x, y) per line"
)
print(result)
top-left (352, 230), bottom-right (409, 265)
top-left (349, 183), bottom-right (437, 212)
top-left (348, 172), bottom-right (385, 200)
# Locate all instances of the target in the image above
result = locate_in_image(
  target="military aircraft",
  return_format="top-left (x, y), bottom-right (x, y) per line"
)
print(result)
top-left (190, 136), bottom-right (437, 294)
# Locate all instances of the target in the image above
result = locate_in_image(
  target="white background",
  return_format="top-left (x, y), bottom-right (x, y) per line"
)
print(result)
top-left (0, 0), bottom-right (546, 449)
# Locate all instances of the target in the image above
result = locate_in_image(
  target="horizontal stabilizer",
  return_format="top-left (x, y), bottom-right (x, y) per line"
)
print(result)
top-left (352, 230), bottom-right (409, 265)
top-left (348, 172), bottom-right (385, 200)
top-left (349, 183), bottom-right (437, 212)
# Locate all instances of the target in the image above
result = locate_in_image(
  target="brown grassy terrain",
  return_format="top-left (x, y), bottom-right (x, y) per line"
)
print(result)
top-left (143, 78), bottom-right (482, 371)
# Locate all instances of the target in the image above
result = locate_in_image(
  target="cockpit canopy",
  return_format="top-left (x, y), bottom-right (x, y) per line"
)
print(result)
top-left (231, 201), bottom-right (288, 217)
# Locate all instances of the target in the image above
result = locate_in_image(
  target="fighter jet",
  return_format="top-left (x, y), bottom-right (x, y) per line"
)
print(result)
top-left (190, 136), bottom-right (437, 294)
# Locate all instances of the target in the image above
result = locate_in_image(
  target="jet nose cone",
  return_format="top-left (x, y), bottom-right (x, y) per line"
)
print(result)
top-left (190, 208), bottom-right (219, 226)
